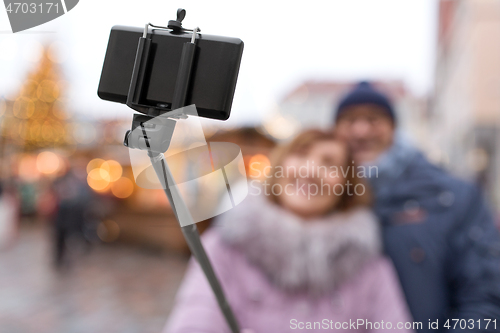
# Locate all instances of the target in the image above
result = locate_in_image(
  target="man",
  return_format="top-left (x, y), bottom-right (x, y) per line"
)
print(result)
top-left (333, 81), bottom-right (500, 332)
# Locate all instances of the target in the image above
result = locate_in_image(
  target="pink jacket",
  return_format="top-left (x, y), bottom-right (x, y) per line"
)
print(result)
top-left (164, 229), bottom-right (414, 333)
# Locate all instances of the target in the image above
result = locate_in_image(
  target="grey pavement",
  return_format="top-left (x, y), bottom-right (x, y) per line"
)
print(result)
top-left (0, 224), bottom-right (188, 333)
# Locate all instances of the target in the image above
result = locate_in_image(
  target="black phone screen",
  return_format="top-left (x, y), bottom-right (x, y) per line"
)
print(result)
top-left (98, 26), bottom-right (244, 120)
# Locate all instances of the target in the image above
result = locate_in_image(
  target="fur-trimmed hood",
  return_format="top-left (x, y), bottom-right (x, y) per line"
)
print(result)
top-left (214, 194), bottom-right (382, 295)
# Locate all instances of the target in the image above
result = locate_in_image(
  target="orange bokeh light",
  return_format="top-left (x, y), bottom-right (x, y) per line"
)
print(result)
top-left (111, 177), bottom-right (134, 199)
top-left (248, 154), bottom-right (271, 179)
top-left (101, 160), bottom-right (122, 182)
top-left (86, 158), bottom-right (104, 174)
top-left (36, 151), bottom-right (61, 175)
top-left (87, 168), bottom-right (110, 192)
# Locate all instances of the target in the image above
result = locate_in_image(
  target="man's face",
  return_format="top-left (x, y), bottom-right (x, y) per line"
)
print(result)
top-left (334, 104), bottom-right (395, 164)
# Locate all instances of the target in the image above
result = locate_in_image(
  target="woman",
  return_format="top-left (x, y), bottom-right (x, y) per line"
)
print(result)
top-left (164, 130), bottom-right (414, 333)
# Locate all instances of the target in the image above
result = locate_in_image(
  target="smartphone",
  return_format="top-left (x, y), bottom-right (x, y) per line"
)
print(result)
top-left (98, 25), bottom-right (244, 120)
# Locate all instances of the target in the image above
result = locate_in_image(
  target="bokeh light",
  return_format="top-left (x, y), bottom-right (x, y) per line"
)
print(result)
top-left (262, 113), bottom-right (301, 140)
top-left (36, 80), bottom-right (59, 103)
top-left (86, 158), bottom-right (105, 173)
top-left (36, 151), bottom-right (61, 175)
top-left (111, 177), bottom-right (134, 199)
top-left (248, 154), bottom-right (271, 179)
top-left (101, 160), bottom-right (122, 182)
top-left (86, 159), bottom-right (127, 194)
top-left (87, 168), bottom-right (110, 192)
top-left (13, 97), bottom-right (35, 119)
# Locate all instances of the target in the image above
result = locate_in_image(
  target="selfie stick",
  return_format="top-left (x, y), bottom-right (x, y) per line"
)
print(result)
top-left (122, 9), bottom-right (240, 333)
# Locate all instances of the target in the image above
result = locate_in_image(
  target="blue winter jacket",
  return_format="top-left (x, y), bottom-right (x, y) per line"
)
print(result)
top-left (370, 144), bottom-right (500, 333)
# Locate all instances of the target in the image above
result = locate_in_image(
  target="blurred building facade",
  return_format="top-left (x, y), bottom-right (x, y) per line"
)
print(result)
top-left (432, 0), bottom-right (500, 210)
top-left (264, 80), bottom-right (429, 147)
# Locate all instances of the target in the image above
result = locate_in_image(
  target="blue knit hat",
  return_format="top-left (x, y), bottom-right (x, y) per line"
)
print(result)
top-left (335, 81), bottom-right (395, 121)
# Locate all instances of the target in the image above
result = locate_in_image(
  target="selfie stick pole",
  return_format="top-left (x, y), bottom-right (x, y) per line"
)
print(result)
top-left (123, 10), bottom-right (240, 333)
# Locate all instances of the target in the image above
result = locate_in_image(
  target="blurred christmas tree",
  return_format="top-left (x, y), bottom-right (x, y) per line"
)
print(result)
top-left (0, 45), bottom-right (71, 151)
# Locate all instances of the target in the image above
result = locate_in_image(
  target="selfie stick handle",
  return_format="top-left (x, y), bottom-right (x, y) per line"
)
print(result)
top-left (165, 31), bottom-right (240, 333)
top-left (126, 21), bottom-right (240, 333)
top-left (148, 152), bottom-right (240, 333)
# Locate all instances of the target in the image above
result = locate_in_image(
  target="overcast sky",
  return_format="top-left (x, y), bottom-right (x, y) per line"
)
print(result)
top-left (0, 0), bottom-right (438, 126)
